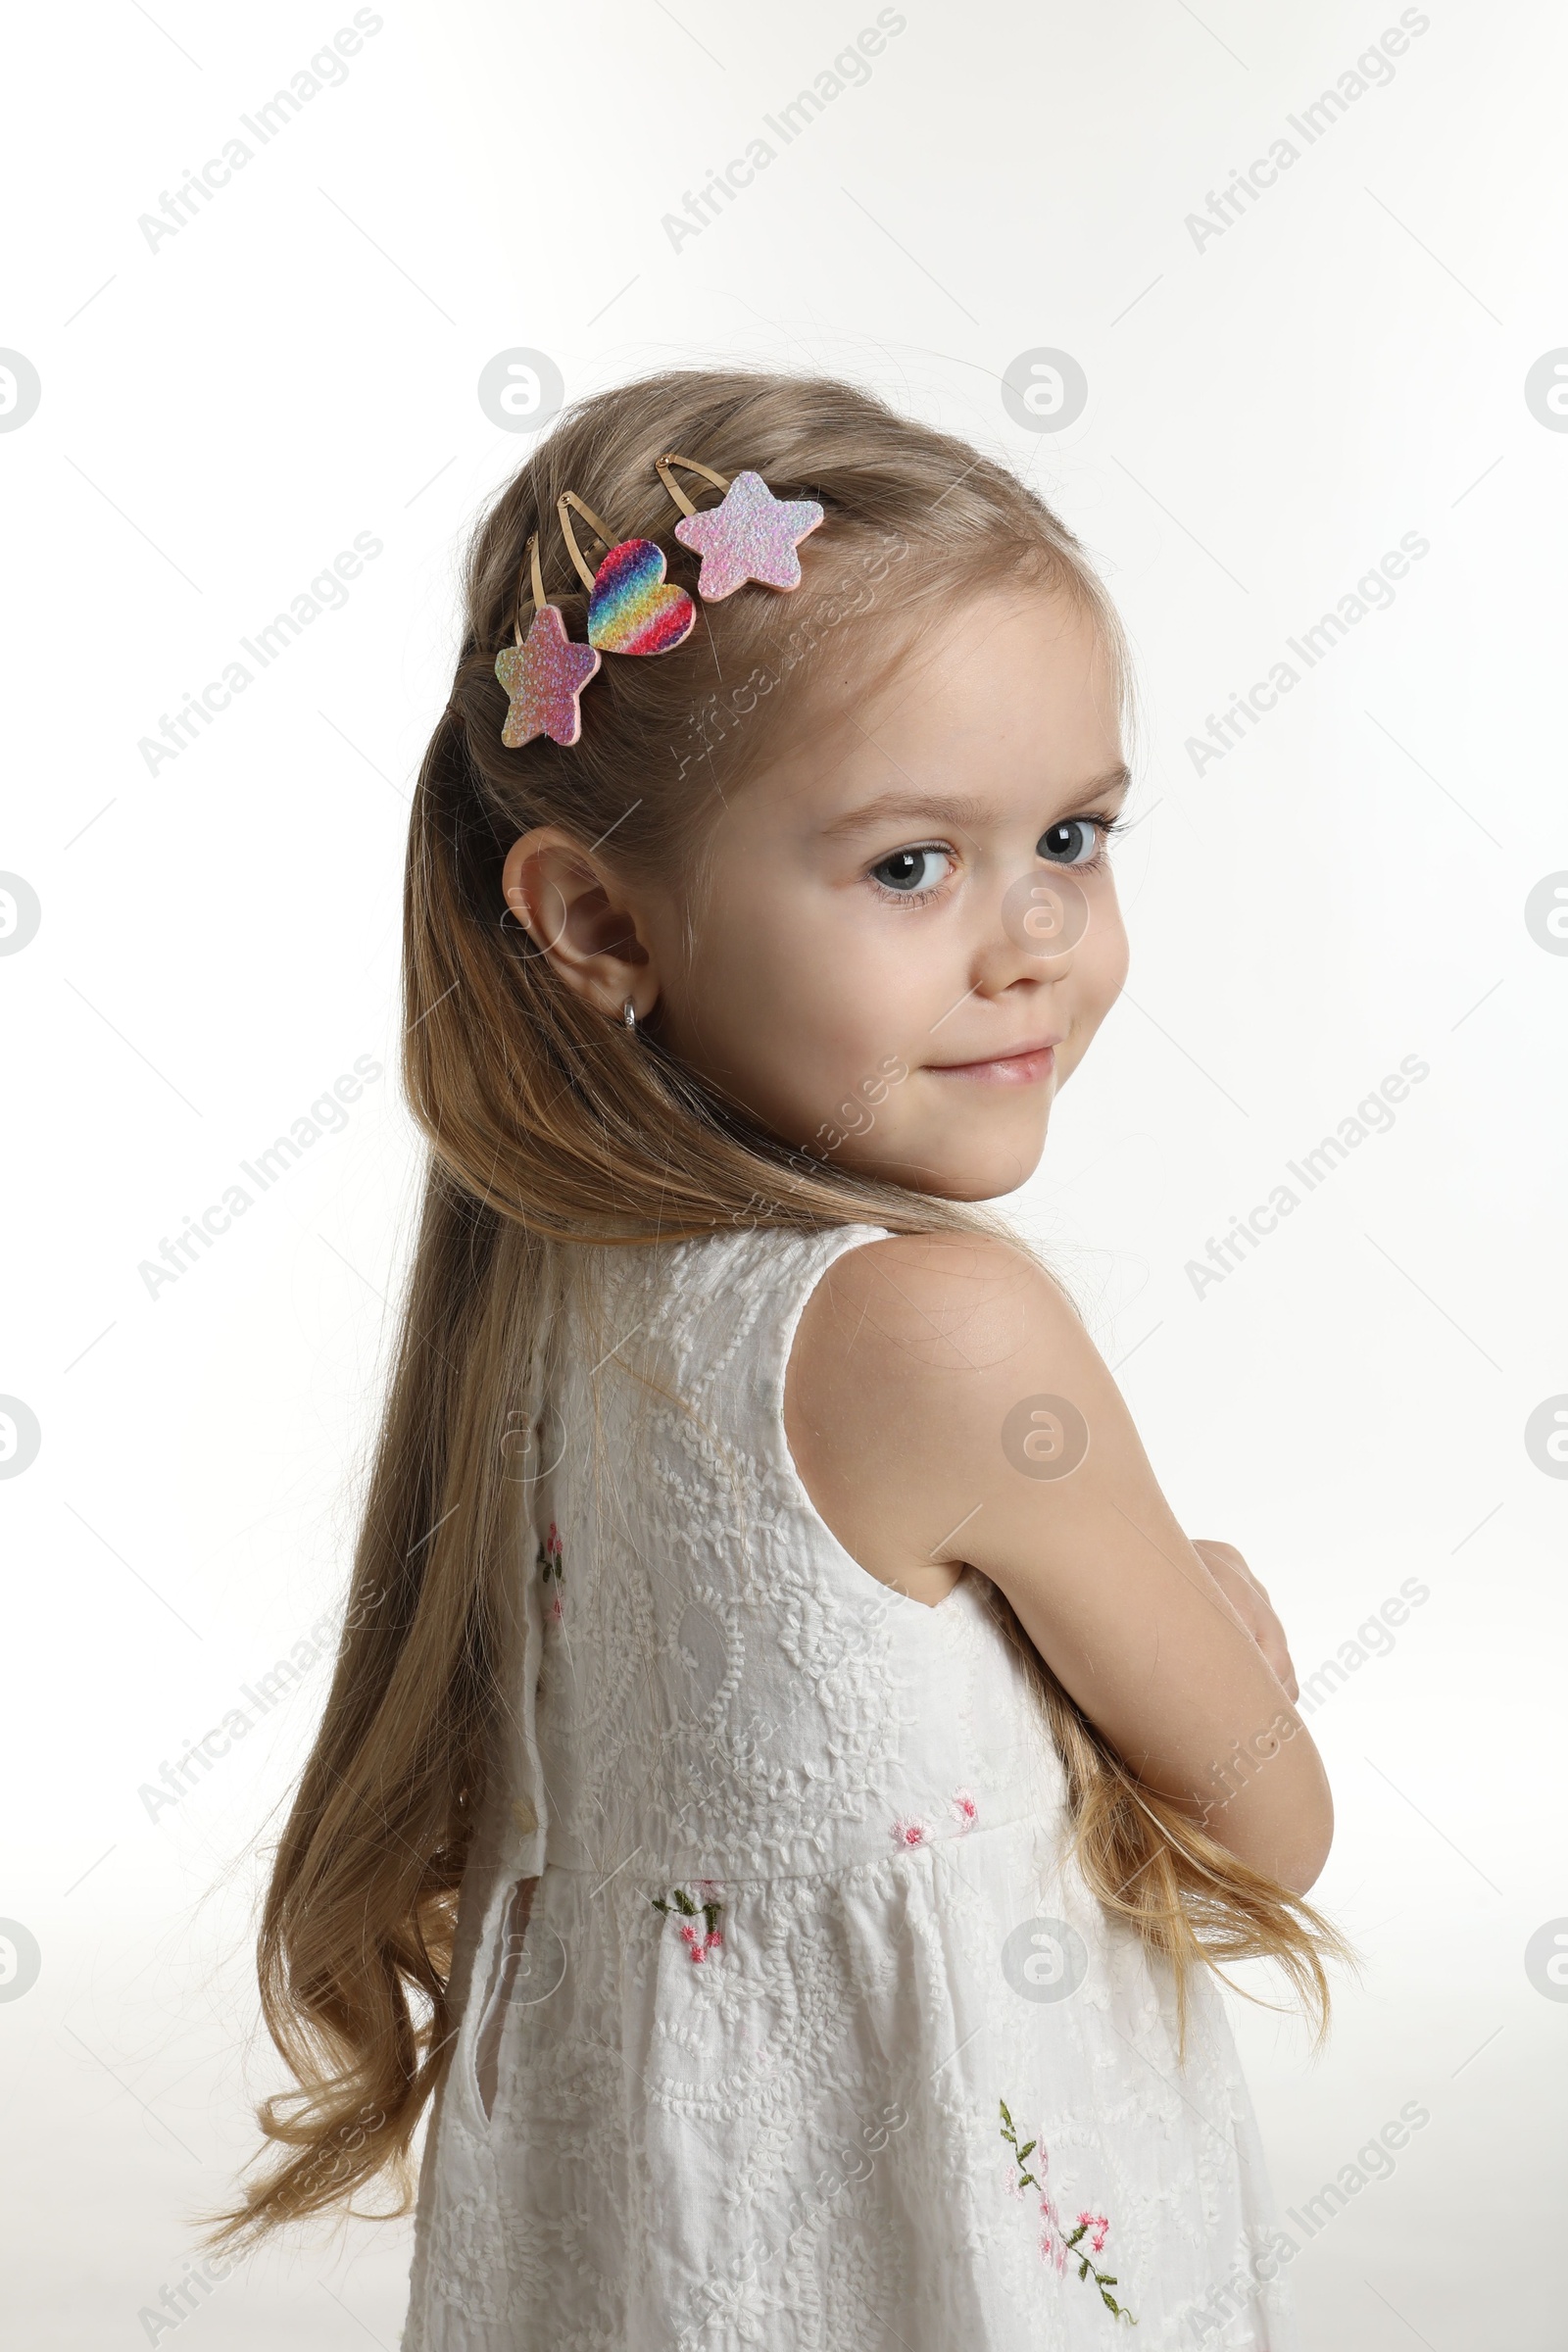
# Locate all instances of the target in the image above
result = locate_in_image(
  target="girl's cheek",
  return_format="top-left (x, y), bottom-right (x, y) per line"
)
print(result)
top-left (1083, 895), bottom-right (1130, 1003)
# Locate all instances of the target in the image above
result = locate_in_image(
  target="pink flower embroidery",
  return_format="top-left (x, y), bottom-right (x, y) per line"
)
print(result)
top-left (1000, 2101), bottom-right (1134, 2325)
top-left (653, 1886), bottom-right (723, 1963)
top-left (1078, 2211), bottom-right (1110, 2254)
top-left (1040, 2215), bottom-right (1069, 2276)
top-left (892, 1796), bottom-right (975, 1846)
top-left (538, 1523), bottom-right (564, 1620)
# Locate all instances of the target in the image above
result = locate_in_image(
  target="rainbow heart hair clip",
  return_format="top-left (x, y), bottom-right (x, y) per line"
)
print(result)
top-left (495, 458), bottom-right (824, 751)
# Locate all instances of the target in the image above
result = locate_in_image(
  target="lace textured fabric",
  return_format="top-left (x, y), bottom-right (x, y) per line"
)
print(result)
top-left (402, 1225), bottom-right (1299, 2350)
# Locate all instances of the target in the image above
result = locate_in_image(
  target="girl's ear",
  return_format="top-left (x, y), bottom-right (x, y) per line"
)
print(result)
top-left (502, 827), bottom-right (658, 1021)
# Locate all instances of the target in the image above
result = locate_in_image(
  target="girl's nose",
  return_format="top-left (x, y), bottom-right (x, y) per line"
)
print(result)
top-left (976, 865), bottom-right (1090, 993)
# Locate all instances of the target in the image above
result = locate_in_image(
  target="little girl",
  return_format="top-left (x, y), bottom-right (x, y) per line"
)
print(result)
top-left (221, 370), bottom-right (1341, 2348)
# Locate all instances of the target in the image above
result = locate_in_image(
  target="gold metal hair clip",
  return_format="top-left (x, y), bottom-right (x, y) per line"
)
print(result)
top-left (494, 533), bottom-right (601, 750)
top-left (558, 491), bottom-right (697, 657)
top-left (657, 453), bottom-right (823, 600)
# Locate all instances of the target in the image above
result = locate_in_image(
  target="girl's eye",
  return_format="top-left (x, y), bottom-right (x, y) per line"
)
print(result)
top-left (869, 846), bottom-right (954, 897)
top-left (1037, 817), bottom-right (1106, 866)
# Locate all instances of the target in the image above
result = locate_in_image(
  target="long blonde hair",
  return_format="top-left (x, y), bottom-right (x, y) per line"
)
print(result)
top-left (217, 368), bottom-right (1341, 2244)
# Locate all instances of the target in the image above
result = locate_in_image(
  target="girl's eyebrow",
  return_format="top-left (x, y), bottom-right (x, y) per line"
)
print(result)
top-left (820, 766), bottom-right (1132, 841)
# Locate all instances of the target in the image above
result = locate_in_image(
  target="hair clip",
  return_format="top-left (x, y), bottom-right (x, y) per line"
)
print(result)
top-left (558, 490), bottom-right (697, 657)
top-left (495, 534), bottom-right (602, 750)
top-left (494, 464), bottom-right (821, 751)
top-left (657, 454), bottom-right (823, 601)
top-left (495, 494), bottom-right (699, 749)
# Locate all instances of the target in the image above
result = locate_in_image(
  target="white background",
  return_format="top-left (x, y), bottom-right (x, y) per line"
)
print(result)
top-left (3, 2), bottom-right (1565, 2345)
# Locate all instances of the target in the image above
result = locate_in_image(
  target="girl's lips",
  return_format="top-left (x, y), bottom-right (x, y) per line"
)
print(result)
top-left (929, 1042), bottom-right (1059, 1086)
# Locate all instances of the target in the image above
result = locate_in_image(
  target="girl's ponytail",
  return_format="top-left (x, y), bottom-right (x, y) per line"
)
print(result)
top-left (227, 1169), bottom-right (533, 2233)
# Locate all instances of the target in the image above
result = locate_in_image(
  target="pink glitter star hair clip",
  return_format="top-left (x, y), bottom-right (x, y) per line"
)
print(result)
top-left (495, 532), bottom-right (602, 750)
top-left (656, 453), bottom-right (823, 600)
top-left (495, 490), bottom-right (697, 750)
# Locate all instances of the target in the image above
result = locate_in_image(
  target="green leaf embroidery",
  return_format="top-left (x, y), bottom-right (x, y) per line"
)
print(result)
top-left (651, 1885), bottom-right (724, 1963)
top-left (999, 2094), bottom-right (1137, 2328)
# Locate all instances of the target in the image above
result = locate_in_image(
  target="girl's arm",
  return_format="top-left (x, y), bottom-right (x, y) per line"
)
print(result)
top-left (785, 1233), bottom-right (1333, 1894)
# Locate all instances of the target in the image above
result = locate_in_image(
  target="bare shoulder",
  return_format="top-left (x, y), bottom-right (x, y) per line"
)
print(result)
top-left (790, 1228), bottom-right (1096, 1427)
top-left (784, 1229), bottom-right (1112, 1597)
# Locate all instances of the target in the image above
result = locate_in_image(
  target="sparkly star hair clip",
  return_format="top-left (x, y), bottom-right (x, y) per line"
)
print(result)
top-left (495, 463), bottom-right (824, 750)
top-left (656, 454), bottom-right (823, 599)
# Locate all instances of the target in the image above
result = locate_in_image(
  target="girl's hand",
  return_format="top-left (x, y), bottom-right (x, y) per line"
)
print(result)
top-left (1190, 1540), bottom-right (1298, 1701)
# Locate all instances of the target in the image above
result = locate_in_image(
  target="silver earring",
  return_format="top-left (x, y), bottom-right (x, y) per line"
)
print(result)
top-left (622, 998), bottom-right (637, 1030)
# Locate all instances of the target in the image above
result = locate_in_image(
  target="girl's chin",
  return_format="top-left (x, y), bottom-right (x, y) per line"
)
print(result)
top-left (848, 1127), bottom-right (1052, 1202)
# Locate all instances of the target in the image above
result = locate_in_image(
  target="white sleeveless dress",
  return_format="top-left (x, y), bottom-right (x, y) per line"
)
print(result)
top-left (402, 1225), bottom-right (1299, 2351)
